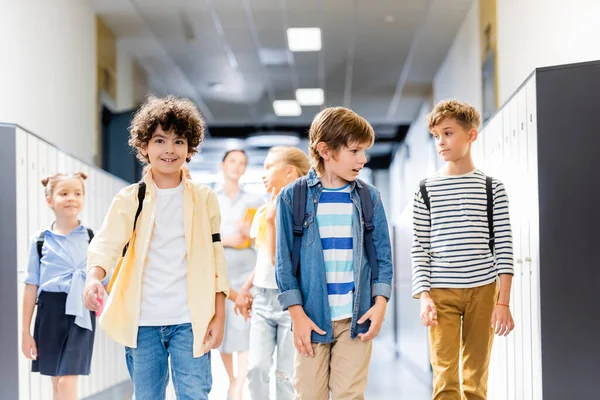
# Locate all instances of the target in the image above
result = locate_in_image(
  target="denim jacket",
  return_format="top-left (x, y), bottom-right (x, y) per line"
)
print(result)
top-left (275, 169), bottom-right (393, 343)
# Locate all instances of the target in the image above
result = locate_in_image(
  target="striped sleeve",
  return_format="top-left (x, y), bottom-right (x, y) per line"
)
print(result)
top-left (493, 180), bottom-right (514, 275)
top-left (411, 186), bottom-right (432, 298)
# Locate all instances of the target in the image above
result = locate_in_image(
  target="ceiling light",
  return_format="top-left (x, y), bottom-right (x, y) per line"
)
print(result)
top-left (296, 88), bottom-right (324, 106)
top-left (287, 28), bottom-right (322, 52)
top-left (245, 134), bottom-right (300, 147)
top-left (273, 100), bottom-right (301, 117)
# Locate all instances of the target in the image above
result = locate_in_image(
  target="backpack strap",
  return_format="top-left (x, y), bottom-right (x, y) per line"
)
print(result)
top-left (36, 230), bottom-right (47, 261)
top-left (356, 180), bottom-right (378, 283)
top-left (37, 227), bottom-right (95, 262)
top-left (291, 177), bottom-right (307, 278)
top-left (419, 179), bottom-right (431, 211)
top-left (486, 176), bottom-right (495, 255)
top-left (121, 182), bottom-right (146, 257)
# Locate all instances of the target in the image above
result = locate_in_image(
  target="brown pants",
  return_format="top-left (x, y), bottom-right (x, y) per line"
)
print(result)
top-left (429, 282), bottom-right (498, 400)
top-left (294, 318), bottom-right (372, 399)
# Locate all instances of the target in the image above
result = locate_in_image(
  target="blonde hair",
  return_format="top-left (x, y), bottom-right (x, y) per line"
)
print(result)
top-left (41, 172), bottom-right (88, 197)
top-left (268, 146), bottom-right (310, 178)
top-left (427, 100), bottom-right (481, 132)
top-left (308, 107), bottom-right (375, 176)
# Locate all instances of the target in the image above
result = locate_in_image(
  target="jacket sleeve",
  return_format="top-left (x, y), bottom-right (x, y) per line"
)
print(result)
top-left (370, 187), bottom-right (394, 301)
top-left (207, 189), bottom-right (230, 296)
top-left (87, 185), bottom-right (138, 277)
top-left (275, 191), bottom-right (303, 311)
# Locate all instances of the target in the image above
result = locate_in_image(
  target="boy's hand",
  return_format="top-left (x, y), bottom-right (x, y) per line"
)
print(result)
top-left (419, 293), bottom-right (438, 327)
top-left (491, 305), bottom-right (514, 336)
top-left (357, 296), bottom-right (387, 341)
top-left (21, 333), bottom-right (37, 360)
top-left (203, 314), bottom-right (225, 354)
top-left (83, 277), bottom-right (105, 312)
top-left (289, 305), bottom-right (326, 358)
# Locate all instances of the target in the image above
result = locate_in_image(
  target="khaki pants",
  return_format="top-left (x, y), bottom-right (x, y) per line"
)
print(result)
top-left (294, 318), bottom-right (372, 400)
top-left (429, 282), bottom-right (498, 400)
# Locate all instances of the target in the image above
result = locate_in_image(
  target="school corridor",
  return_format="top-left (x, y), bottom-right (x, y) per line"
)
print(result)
top-left (1, 0), bottom-right (599, 399)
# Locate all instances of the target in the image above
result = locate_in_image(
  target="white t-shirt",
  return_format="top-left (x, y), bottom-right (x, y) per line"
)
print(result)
top-left (138, 182), bottom-right (191, 326)
top-left (250, 205), bottom-right (278, 289)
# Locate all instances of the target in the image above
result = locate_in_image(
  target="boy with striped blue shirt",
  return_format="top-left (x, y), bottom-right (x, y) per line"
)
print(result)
top-left (275, 107), bottom-right (393, 399)
top-left (412, 100), bottom-right (515, 400)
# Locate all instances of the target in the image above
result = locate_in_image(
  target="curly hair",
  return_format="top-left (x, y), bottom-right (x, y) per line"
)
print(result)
top-left (128, 95), bottom-right (206, 163)
top-left (427, 99), bottom-right (481, 132)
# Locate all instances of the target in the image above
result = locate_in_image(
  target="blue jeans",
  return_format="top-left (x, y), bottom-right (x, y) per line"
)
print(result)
top-left (247, 288), bottom-right (295, 400)
top-left (125, 323), bottom-right (212, 400)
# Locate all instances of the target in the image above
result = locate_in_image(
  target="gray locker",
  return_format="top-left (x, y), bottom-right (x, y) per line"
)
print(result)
top-left (477, 60), bottom-right (600, 400)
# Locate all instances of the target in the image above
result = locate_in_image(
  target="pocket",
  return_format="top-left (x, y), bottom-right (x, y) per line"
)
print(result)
top-left (301, 212), bottom-right (315, 248)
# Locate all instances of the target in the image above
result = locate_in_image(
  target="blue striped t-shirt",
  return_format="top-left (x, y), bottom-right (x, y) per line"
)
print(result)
top-left (317, 184), bottom-right (354, 321)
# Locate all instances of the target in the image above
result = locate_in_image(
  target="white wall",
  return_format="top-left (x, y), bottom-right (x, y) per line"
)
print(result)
top-left (0, 0), bottom-right (97, 165)
top-left (497, 0), bottom-right (600, 104)
top-left (433, 0), bottom-right (482, 111)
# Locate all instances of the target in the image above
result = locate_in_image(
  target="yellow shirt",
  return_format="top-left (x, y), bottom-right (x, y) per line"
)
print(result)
top-left (87, 172), bottom-right (229, 357)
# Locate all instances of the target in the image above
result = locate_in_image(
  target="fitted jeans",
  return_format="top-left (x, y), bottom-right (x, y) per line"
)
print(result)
top-left (247, 288), bottom-right (295, 399)
top-left (125, 323), bottom-right (212, 400)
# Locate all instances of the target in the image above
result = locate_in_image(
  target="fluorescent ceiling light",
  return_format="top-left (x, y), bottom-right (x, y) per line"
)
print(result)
top-left (296, 88), bottom-right (324, 106)
top-left (273, 100), bottom-right (301, 117)
top-left (245, 134), bottom-right (300, 147)
top-left (287, 28), bottom-right (322, 52)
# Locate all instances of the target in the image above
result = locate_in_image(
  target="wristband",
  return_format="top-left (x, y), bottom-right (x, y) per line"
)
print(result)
top-left (496, 303), bottom-right (510, 307)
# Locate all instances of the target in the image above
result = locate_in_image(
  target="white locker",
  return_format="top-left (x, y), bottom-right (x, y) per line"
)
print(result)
top-left (16, 129), bottom-right (31, 400)
top-left (2, 128), bottom-right (132, 399)
top-left (525, 78), bottom-right (543, 400)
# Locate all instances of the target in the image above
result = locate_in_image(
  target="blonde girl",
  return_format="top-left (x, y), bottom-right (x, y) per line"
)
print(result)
top-left (21, 172), bottom-right (96, 400)
top-left (236, 146), bottom-right (310, 400)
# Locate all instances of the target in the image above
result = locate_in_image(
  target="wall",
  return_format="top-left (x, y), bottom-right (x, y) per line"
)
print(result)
top-left (497, 0), bottom-right (600, 104)
top-left (433, 0), bottom-right (482, 110)
top-left (0, 0), bottom-right (97, 165)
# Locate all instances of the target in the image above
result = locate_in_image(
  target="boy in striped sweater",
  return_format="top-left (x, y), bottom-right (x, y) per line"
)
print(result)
top-left (412, 100), bottom-right (515, 400)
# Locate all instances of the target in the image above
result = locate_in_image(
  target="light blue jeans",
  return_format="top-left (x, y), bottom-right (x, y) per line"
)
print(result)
top-left (247, 288), bottom-right (295, 399)
top-left (125, 323), bottom-right (212, 400)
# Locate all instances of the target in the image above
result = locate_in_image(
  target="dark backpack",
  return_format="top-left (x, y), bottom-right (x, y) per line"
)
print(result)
top-left (419, 176), bottom-right (495, 255)
top-left (291, 177), bottom-right (379, 284)
top-left (120, 182), bottom-right (146, 256)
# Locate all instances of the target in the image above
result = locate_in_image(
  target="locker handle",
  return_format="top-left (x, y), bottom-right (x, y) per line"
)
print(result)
top-left (516, 259), bottom-right (523, 264)
top-left (525, 257), bottom-right (532, 262)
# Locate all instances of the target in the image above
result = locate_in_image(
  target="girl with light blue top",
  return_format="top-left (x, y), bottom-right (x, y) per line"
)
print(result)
top-left (21, 172), bottom-right (97, 400)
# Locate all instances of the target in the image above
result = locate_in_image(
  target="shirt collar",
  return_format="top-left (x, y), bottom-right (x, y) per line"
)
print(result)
top-left (306, 168), bottom-right (362, 191)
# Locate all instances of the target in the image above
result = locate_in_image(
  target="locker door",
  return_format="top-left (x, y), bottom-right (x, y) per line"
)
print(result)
top-left (37, 141), bottom-right (51, 228)
top-left (506, 97), bottom-right (520, 400)
top-left (517, 84), bottom-right (534, 400)
top-left (26, 134), bottom-right (42, 400)
top-left (16, 130), bottom-right (31, 400)
top-left (525, 77), bottom-right (542, 400)
top-left (79, 164), bottom-right (91, 227)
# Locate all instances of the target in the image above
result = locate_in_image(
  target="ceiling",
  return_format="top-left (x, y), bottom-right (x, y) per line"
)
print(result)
top-left (90, 0), bottom-right (474, 172)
